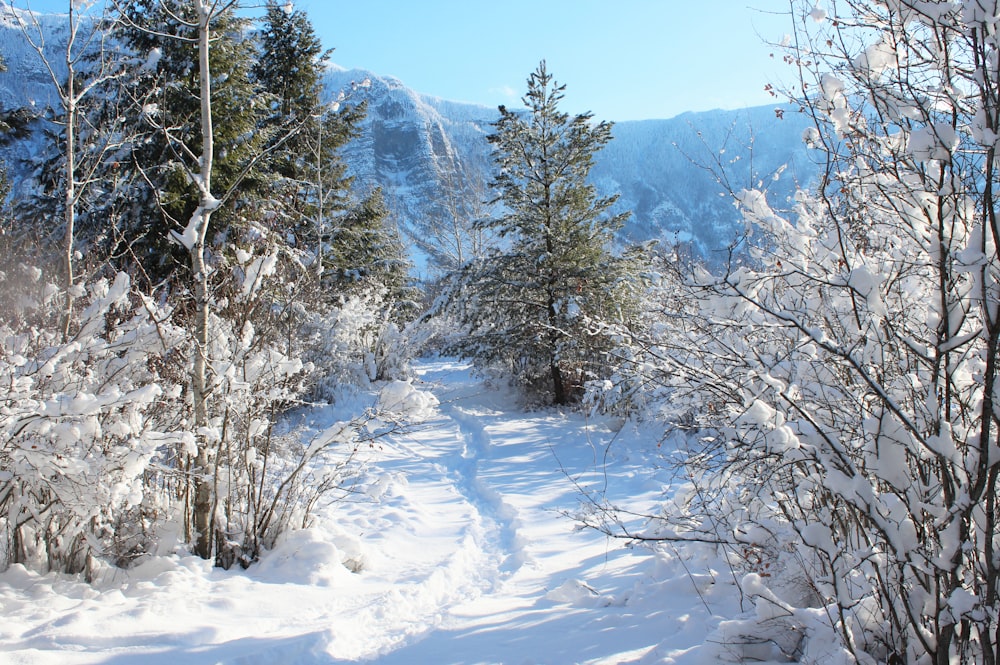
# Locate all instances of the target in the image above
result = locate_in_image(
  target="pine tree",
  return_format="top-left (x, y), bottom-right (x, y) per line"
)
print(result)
top-left (450, 61), bottom-right (636, 405)
top-left (253, 1), bottom-right (325, 123)
top-left (252, 1), bottom-right (361, 274)
top-left (329, 187), bottom-right (416, 315)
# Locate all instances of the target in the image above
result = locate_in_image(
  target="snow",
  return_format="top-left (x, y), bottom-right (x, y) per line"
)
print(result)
top-left (0, 360), bottom-right (741, 664)
top-left (240, 253), bottom-right (279, 297)
top-left (907, 122), bottom-right (961, 163)
top-left (853, 37), bottom-right (897, 76)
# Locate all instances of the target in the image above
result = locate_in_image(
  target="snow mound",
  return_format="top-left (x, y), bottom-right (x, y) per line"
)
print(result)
top-left (545, 578), bottom-right (601, 604)
top-left (253, 529), bottom-right (359, 586)
top-left (377, 380), bottom-right (439, 420)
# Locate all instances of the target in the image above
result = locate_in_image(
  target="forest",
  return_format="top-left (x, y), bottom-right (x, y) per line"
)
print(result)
top-left (1, 1), bottom-right (999, 664)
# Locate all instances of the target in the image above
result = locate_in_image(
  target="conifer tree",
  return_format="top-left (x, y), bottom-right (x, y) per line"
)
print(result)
top-left (450, 61), bottom-right (636, 404)
top-left (328, 187), bottom-right (413, 308)
top-left (253, 0), bottom-right (361, 274)
top-left (253, 1), bottom-right (325, 122)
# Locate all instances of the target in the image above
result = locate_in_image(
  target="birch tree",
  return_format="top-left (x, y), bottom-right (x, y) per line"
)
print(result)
top-left (12, 1), bottom-right (125, 339)
top-left (110, 0), bottom-right (243, 560)
top-left (409, 164), bottom-right (496, 278)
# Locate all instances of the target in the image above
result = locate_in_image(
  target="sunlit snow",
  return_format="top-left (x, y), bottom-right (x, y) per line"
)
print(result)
top-left (0, 361), bottom-right (741, 664)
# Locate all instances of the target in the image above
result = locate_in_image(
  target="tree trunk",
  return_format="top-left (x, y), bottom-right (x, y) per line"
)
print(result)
top-left (550, 355), bottom-right (566, 405)
top-left (548, 295), bottom-right (566, 405)
top-left (191, 0), bottom-right (218, 561)
top-left (60, 2), bottom-right (76, 341)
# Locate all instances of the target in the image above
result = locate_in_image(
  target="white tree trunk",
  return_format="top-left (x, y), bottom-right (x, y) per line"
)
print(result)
top-left (61, 3), bottom-right (75, 341)
top-left (190, 0), bottom-right (219, 561)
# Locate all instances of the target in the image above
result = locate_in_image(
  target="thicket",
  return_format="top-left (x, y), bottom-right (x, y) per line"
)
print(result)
top-left (587, 1), bottom-right (1000, 663)
top-left (0, 0), bottom-right (417, 574)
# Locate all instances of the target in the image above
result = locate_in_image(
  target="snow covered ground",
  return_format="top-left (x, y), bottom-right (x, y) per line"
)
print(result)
top-left (0, 360), bottom-right (745, 665)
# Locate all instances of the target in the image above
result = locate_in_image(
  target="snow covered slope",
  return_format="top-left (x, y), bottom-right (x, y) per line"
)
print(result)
top-left (322, 66), bottom-right (497, 234)
top-left (593, 106), bottom-right (817, 258)
top-left (0, 6), bottom-right (69, 111)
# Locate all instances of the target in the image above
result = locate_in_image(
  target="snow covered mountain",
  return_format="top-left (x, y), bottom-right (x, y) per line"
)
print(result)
top-left (593, 106), bottom-right (817, 258)
top-left (322, 67), bottom-right (498, 231)
top-left (0, 9), bottom-right (818, 264)
top-left (323, 66), bottom-right (817, 263)
top-left (0, 7), bottom-right (69, 112)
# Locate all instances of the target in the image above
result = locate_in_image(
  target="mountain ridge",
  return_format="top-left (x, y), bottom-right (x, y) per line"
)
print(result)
top-left (322, 64), bottom-right (816, 263)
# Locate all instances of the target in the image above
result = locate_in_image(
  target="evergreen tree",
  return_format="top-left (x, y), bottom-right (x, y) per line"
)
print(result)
top-left (253, 1), bottom-right (325, 123)
top-left (449, 61), bottom-right (637, 404)
top-left (253, 6), bottom-right (414, 386)
top-left (93, 0), bottom-right (266, 284)
top-left (252, 1), bottom-right (361, 273)
top-left (329, 187), bottom-right (416, 315)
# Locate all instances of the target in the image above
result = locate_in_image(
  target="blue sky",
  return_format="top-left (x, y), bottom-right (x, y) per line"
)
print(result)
top-left (18, 0), bottom-right (797, 121)
top-left (294, 0), bottom-right (795, 121)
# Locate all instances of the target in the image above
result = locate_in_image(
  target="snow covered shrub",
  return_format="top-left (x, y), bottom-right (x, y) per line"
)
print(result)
top-left (177, 246), bottom-right (313, 568)
top-left (302, 289), bottom-right (414, 401)
top-left (190, 249), bottom-right (417, 568)
top-left (581, 3), bottom-right (1000, 663)
top-left (627, 2), bottom-right (1000, 663)
top-left (0, 272), bottom-right (185, 576)
top-left (582, 253), bottom-right (698, 420)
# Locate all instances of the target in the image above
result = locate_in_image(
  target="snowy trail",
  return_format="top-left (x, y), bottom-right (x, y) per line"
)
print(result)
top-left (0, 360), bottom-right (733, 665)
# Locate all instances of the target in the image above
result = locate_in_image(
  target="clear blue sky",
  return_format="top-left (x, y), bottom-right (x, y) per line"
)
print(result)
top-left (18, 0), bottom-right (797, 121)
top-left (293, 0), bottom-right (795, 121)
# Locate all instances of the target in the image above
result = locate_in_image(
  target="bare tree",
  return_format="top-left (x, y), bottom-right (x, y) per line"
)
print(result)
top-left (114, 0), bottom-right (252, 560)
top-left (12, 0), bottom-right (126, 339)
top-left (408, 161), bottom-right (496, 278)
top-left (115, 0), bottom-right (359, 564)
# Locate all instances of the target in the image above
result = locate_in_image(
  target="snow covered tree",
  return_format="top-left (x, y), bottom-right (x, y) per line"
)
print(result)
top-left (106, 0), bottom-right (260, 562)
top-left (107, 1), bottom-right (396, 568)
top-left (606, 2), bottom-right (1000, 663)
top-left (448, 61), bottom-right (636, 404)
top-left (12, 1), bottom-right (126, 339)
top-left (252, 0), bottom-right (361, 277)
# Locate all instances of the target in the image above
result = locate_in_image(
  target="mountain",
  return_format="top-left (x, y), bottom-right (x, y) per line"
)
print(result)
top-left (592, 107), bottom-right (817, 258)
top-left (322, 66), bottom-right (818, 265)
top-left (0, 9), bottom-right (819, 267)
top-left (0, 7), bottom-right (69, 112)
top-left (321, 67), bottom-right (497, 232)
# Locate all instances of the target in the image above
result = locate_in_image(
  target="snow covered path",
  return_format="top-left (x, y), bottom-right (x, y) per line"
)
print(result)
top-left (0, 360), bottom-right (732, 665)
